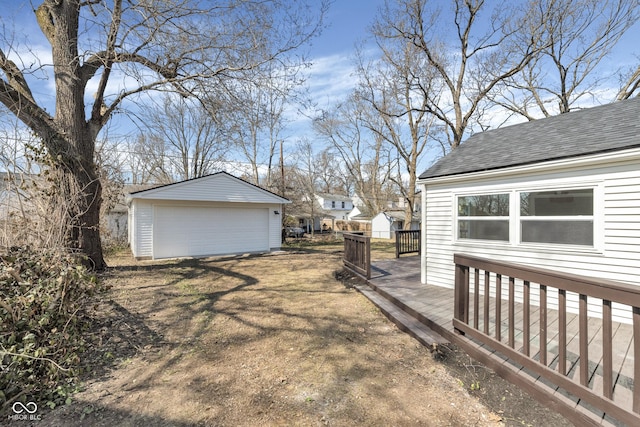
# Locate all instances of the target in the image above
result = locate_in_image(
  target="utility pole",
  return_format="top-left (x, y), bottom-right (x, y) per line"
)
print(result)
top-left (280, 139), bottom-right (286, 243)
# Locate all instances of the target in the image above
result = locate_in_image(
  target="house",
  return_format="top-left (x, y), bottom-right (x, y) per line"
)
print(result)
top-left (316, 193), bottom-right (353, 219)
top-left (314, 193), bottom-right (353, 231)
top-left (104, 184), bottom-right (155, 242)
top-left (371, 210), bottom-right (420, 239)
top-left (127, 172), bottom-right (290, 259)
top-left (418, 98), bottom-right (640, 321)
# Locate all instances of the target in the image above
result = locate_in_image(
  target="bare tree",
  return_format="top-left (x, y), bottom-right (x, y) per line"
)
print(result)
top-left (493, 0), bottom-right (640, 118)
top-left (617, 62), bottom-right (640, 100)
top-left (314, 92), bottom-right (394, 218)
top-left (138, 95), bottom-right (227, 182)
top-left (313, 148), bottom-right (346, 194)
top-left (354, 35), bottom-right (441, 228)
top-left (225, 61), bottom-right (309, 186)
top-left (289, 139), bottom-right (321, 236)
top-left (0, 0), bottom-right (327, 268)
top-left (118, 135), bottom-right (155, 185)
top-left (372, 0), bottom-right (545, 149)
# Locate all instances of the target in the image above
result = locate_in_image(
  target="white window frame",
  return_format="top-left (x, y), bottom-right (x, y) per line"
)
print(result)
top-left (515, 184), bottom-right (602, 251)
top-left (455, 192), bottom-right (511, 243)
top-left (453, 183), bottom-right (602, 252)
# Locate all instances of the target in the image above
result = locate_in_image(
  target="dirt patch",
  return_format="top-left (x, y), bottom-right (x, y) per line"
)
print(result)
top-left (32, 246), bottom-right (570, 426)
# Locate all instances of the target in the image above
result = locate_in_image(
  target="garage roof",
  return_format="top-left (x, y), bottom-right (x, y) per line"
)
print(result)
top-left (126, 171), bottom-right (291, 204)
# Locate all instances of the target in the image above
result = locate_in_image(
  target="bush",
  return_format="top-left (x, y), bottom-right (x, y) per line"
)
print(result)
top-left (0, 247), bottom-right (102, 411)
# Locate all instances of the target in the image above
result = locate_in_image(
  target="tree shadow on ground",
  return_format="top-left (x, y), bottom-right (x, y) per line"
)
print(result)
top-left (37, 401), bottom-right (202, 427)
top-left (40, 250), bottom-right (556, 426)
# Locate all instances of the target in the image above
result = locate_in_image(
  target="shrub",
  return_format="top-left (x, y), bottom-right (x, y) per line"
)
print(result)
top-left (0, 247), bottom-right (102, 411)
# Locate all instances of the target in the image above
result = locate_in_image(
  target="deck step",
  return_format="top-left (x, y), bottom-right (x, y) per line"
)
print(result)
top-left (354, 283), bottom-right (448, 346)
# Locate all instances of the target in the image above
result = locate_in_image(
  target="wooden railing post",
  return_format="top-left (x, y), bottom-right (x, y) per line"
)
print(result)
top-left (454, 257), bottom-right (469, 329)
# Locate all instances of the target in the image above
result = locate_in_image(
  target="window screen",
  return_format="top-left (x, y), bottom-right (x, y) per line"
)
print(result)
top-left (457, 194), bottom-right (510, 241)
top-left (520, 189), bottom-right (594, 246)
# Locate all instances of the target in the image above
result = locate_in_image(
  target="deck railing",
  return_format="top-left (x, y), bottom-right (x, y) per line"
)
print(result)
top-left (395, 229), bottom-right (420, 258)
top-left (343, 233), bottom-right (371, 279)
top-left (453, 253), bottom-right (640, 426)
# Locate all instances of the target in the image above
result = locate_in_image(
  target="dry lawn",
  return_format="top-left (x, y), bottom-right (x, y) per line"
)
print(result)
top-left (36, 242), bottom-right (562, 426)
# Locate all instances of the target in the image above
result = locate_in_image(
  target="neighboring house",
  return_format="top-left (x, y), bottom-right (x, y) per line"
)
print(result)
top-left (346, 195), bottom-right (373, 231)
top-left (314, 193), bottom-right (353, 230)
top-left (418, 98), bottom-right (640, 321)
top-left (346, 204), bottom-right (365, 221)
top-left (127, 171), bottom-right (290, 259)
top-left (315, 193), bottom-right (353, 219)
top-left (104, 184), bottom-right (155, 242)
top-left (371, 210), bottom-right (420, 239)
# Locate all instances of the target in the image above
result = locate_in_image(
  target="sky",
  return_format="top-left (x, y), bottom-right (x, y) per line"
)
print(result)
top-left (1, 0), bottom-right (639, 178)
top-left (0, 0), bottom-right (385, 139)
top-left (0, 0), bottom-right (391, 181)
top-left (287, 0), bottom-right (386, 143)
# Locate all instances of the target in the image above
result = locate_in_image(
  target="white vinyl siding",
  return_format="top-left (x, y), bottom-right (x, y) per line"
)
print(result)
top-left (421, 157), bottom-right (640, 323)
top-left (371, 213), bottom-right (393, 239)
top-left (130, 200), bottom-right (154, 258)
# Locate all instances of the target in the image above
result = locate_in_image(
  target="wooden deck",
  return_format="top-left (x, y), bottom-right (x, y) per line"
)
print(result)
top-left (358, 255), bottom-right (636, 427)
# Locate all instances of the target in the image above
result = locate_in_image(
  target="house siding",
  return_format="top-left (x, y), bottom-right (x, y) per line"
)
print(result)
top-left (422, 156), bottom-right (640, 322)
top-left (131, 200), bottom-right (154, 258)
top-left (371, 213), bottom-right (392, 239)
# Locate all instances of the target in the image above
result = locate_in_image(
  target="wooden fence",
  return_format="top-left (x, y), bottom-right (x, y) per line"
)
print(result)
top-left (343, 233), bottom-right (371, 279)
top-left (453, 253), bottom-right (640, 426)
top-left (395, 229), bottom-right (420, 258)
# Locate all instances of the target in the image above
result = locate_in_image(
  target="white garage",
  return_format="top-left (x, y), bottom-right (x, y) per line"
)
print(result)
top-left (127, 172), bottom-right (290, 259)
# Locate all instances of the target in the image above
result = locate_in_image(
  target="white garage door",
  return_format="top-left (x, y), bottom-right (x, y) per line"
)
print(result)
top-left (153, 205), bottom-right (269, 258)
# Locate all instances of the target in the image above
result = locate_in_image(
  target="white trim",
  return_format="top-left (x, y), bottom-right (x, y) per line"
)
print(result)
top-left (421, 182), bottom-right (427, 284)
top-left (450, 183), bottom-right (603, 253)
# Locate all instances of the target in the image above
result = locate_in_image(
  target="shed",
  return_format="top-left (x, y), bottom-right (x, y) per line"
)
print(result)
top-left (371, 210), bottom-right (420, 239)
top-left (418, 98), bottom-right (640, 320)
top-left (127, 172), bottom-right (290, 259)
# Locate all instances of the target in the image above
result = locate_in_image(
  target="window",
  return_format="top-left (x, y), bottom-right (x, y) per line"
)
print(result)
top-left (457, 194), bottom-right (510, 241)
top-left (341, 201), bottom-right (345, 209)
top-left (331, 201), bottom-right (335, 208)
top-left (520, 189), bottom-right (593, 246)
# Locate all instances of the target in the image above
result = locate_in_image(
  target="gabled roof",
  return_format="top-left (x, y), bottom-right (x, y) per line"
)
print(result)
top-left (315, 193), bottom-right (352, 202)
top-left (109, 184), bottom-right (157, 213)
top-left (374, 210), bottom-right (420, 222)
top-left (126, 171), bottom-right (290, 204)
top-left (419, 98), bottom-right (640, 180)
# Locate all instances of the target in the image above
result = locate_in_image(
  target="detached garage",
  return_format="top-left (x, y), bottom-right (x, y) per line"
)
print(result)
top-left (127, 172), bottom-right (290, 259)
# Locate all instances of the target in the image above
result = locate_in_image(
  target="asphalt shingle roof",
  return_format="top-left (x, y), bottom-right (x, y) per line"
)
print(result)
top-left (419, 98), bottom-right (640, 180)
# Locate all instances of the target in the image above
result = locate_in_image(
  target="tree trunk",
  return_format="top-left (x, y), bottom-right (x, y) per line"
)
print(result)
top-left (69, 161), bottom-right (106, 270)
top-left (48, 1), bottom-right (106, 270)
top-left (48, 138), bottom-right (106, 270)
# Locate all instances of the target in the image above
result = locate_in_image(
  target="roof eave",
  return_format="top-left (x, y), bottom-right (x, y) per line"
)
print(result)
top-left (418, 146), bottom-right (640, 186)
